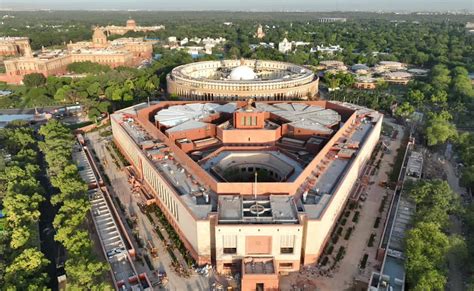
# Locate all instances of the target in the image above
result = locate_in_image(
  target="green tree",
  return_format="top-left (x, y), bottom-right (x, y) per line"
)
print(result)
top-left (4, 248), bottom-right (49, 289)
top-left (394, 102), bottom-right (415, 118)
top-left (22, 73), bottom-right (46, 88)
top-left (425, 111), bottom-right (457, 146)
top-left (406, 222), bottom-right (450, 290)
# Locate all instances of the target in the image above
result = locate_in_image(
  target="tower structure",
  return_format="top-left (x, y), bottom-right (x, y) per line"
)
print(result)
top-left (256, 24), bottom-right (265, 39)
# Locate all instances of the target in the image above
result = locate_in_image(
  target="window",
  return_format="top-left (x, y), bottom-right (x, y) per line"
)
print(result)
top-left (279, 263), bottom-right (293, 268)
top-left (223, 248), bottom-right (237, 254)
top-left (256, 283), bottom-right (264, 291)
top-left (223, 235), bottom-right (237, 255)
top-left (280, 247), bottom-right (294, 254)
top-left (223, 263), bottom-right (234, 269)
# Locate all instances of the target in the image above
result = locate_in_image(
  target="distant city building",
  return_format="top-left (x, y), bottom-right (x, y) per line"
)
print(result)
top-left (0, 37), bottom-right (30, 56)
top-left (318, 60), bottom-right (347, 72)
top-left (0, 27), bottom-right (154, 84)
top-left (101, 19), bottom-right (165, 36)
top-left (318, 18), bottom-right (347, 23)
top-left (255, 24), bottom-right (265, 39)
top-left (382, 71), bottom-right (413, 85)
top-left (374, 61), bottom-right (407, 72)
top-left (111, 99), bottom-right (382, 290)
top-left (278, 38), bottom-right (292, 53)
top-left (351, 64), bottom-right (370, 75)
top-left (249, 42), bottom-right (275, 51)
top-left (167, 59), bottom-right (319, 101)
top-left (167, 36), bottom-right (177, 43)
top-left (180, 37), bottom-right (189, 46)
top-left (311, 45), bottom-right (343, 54)
top-left (190, 37), bottom-right (202, 44)
top-left (354, 76), bottom-right (378, 90)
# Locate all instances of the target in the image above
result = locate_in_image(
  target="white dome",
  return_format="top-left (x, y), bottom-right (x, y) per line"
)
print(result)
top-left (229, 65), bottom-right (257, 81)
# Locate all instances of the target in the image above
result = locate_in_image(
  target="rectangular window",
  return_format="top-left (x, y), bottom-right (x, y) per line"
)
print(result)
top-left (256, 283), bottom-right (264, 291)
top-left (280, 247), bottom-right (294, 254)
top-left (223, 248), bottom-right (237, 254)
top-left (279, 263), bottom-right (293, 268)
top-left (223, 263), bottom-right (234, 269)
top-left (241, 116), bottom-right (246, 126)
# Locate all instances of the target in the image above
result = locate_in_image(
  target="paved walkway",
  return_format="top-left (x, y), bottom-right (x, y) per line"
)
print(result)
top-left (280, 119), bottom-right (404, 291)
top-left (443, 157), bottom-right (467, 291)
top-left (86, 130), bottom-right (212, 291)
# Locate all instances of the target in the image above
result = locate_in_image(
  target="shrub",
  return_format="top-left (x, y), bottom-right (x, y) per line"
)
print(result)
top-left (345, 210), bottom-right (350, 217)
top-left (374, 217), bottom-right (381, 228)
top-left (337, 226), bottom-right (343, 236)
top-left (349, 201), bottom-right (357, 210)
top-left (360, 254), bottom-right (369, 269)
top-left (352, 211), bottom-right (360, 223)
top-left (321, 256), bottom-right (329, 266)
top-left (335, 246), bottom-right (346, 261)
top-left (332, 235), bottom-right (339, 244)
top-left (344, 227), bottom-right (353, 240)
top-left (325, 244), bottom-right (334, 255)
top-left (379, 195), bottom-right (388, 213)
top-left (368, 233), bottom-right (376, 247)
top-left (23, 73), bottom-right (46, 87)
top-left (341, 218), bottom-right (347, 226)
top-left (144, 254), bottom-right (154, 270)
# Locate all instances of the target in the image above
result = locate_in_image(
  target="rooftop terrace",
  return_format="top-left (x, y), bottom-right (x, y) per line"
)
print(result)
top-left (218, 195), bottom-right (299, 224)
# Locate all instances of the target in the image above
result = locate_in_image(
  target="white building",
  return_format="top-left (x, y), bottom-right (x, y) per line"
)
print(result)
top-left (311, 45), bottom-right (343, 54)
top-left (168, 36), bottom-right (177, 43)
top-left (190, 37), bottom-right (202, 44)
top-left (278, 38), bottom-right (292, 54)
top-left (180, 37), bottom-right (189, 46)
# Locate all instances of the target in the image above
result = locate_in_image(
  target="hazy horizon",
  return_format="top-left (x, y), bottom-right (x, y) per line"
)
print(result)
top-left (2, 0), bottom-right (473, 12)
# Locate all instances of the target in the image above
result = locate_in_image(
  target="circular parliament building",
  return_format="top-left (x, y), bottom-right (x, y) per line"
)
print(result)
top-left (166, 59), bottom-right (319, 101)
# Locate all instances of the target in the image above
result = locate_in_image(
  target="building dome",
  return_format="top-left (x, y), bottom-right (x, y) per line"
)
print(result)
top-left (229, 65), bottom-right (257, 81)
top-left (126, 19), bottom-right (137, 28)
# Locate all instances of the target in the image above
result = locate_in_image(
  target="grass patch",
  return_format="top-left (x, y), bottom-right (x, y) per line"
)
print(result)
top-left (109, 141), bottom-right (130, 166)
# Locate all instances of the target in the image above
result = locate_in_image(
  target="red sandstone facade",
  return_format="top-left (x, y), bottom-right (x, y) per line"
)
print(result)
top-left (0, 37), bottom-right (31, 56)
top-left (0, 28), bottom-right (153, 84)
top-left (111, 100), bottom-right (382, 290)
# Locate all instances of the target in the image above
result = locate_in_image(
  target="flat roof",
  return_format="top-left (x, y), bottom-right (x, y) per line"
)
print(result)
top-left (218, 195), bottom-right (299, 224)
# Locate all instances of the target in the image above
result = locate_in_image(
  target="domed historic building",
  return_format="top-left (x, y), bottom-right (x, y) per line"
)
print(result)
top-left (167, 59), bottom-right (319, 101)
top-left (229, 65), bottom-right (257, 81)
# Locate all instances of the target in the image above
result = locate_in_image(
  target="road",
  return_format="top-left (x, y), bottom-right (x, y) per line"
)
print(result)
top-left (86, 130), bottom-right (213, 291)
top-left (37, 142), bottom-right (62, 291)
top-left (444, 157), bottom-right (467, 291)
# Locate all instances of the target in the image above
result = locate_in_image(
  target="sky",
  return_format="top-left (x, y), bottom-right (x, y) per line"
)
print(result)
top-left (1, 0), bottom-right (473, 12)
